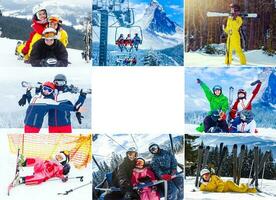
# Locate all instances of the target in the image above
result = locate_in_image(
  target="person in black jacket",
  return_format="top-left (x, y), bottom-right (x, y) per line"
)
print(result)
top-left (104, 147), bottom-right (139, 200)
top-left (30, 27), bottom-right (68, 67)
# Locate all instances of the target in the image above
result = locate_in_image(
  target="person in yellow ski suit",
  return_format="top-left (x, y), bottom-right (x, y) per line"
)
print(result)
top-left (199, 168), bottom-right (256, 193)
top-left (224, 4), bottom-right (246, 65)
top-left (17, 15), bottom-right (68, 62)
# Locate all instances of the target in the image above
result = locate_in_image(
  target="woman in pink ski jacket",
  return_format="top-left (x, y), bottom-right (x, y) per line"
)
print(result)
top-left (131, 157), bottom-right (160, 200)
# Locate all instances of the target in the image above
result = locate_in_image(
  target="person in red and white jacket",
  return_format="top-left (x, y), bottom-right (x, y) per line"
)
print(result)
top-left (21, 5), bottom-right (48, 58)
top-left (14, 151), bottom-right (70, 186)
top-left (230, 110), bottom-right (257, 133)
top-left (230, 80), bottom-right (262, 120)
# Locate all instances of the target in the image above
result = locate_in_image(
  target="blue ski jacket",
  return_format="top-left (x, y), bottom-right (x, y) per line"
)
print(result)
top-left (150, 149), bottom-right (178, 179)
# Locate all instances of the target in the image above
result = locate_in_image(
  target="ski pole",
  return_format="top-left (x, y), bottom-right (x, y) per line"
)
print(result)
top-left (48, 176), bottom-right (84, 182)
top-left (248, 159), bottom-right (254, 185)
top-left (260, 161), bottom-right (266, 190)
top-left (57, 181), bottom-right (92, 195)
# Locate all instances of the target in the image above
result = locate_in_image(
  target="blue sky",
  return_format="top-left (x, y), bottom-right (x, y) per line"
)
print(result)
top-left (185, 67), bottom-right (266, 112)
top-left (132, 0), bottom-right (184, 27)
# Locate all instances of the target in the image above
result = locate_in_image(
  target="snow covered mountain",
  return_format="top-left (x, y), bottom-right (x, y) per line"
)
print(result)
top-left (0, 1), bottom-right (90, 29)
top-left (260, 70), bottom-right (276, 107)
top-left (139, 0), bottom-right (179, 35)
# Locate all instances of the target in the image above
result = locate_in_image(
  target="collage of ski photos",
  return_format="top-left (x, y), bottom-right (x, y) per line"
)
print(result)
top-left (1, 0), bottom-right (276, 200)
top-left (1, 0), bottom-right (185, 200)
top-left (185, 0), bottom-right (276, 200)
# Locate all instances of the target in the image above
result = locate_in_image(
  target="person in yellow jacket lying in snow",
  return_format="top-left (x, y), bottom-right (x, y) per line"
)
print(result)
top-left (17, 15), bottom-right (68, 62)
top-left (224, 4), bottom-right (246, 65)
top-left (199, 168), bottom-right (256, 193)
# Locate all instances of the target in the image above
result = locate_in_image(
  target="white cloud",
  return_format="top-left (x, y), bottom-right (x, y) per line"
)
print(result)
top-left (169, 5), bottom-right (183, 12)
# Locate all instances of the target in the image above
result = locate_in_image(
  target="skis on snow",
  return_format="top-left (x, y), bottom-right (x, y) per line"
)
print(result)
top-left (7, 148), bottom-right (20, 196)
top-left (232, 144), bottom-right (238, 183)
top-left (232, 144), bottom-right (246, 185)
top-left (250, 150), bottom-right (271, 186)
top-left (237, 144), bottom-right (246, 185)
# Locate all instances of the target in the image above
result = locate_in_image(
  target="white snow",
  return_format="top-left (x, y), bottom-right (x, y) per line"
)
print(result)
top-left (0, 131), bottom-right (92, 200)
top-left (0, 37), bottom-right (90, 67)
top-left (185, 124), bottom-right (276, 137)
top-left (185, 176), bottom-right (276, 200)
top-left (185, 49), bottom-right (276, 67)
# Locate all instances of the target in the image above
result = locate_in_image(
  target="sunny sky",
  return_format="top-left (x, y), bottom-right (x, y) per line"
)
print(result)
top-left (185, 67), bottom-right (266, 112)
top-left (132, 0), bottom-right (184, 27)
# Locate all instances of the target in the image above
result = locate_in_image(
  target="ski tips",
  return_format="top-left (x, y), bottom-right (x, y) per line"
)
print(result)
top-left (241, 144), bottom-right (245, 149)
top-left (233, 144), bottom-right (237, 148)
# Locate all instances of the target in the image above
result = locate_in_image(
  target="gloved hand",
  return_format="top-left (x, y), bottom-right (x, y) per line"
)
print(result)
top-left (76, 112), bottom-right (84, 124)
top-left (250, 79), bottom-right (261, 86)
top-left (39, 59), bottom-right (47, 67)
top-left (17, 154), bottom-right (25, 167)
top-left (18, 53), bottom-right (25, 60)
top-left (219, 111), bottom-right (226, 121)
top-left (196, 78), bottom-right (201, 84)
top-left (35, 84), bottom-right (42, 95)
top-left (123, 191), bottom-right (135, 200)
top-left (161, 174), bottom-right (172, 181)
top-left (18, 90), bottom-right (32, 106)
top-left (62, 176), bottom-right (68, 182)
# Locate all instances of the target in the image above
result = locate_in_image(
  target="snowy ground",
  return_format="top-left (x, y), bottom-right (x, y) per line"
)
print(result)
top-left (0, 37), bottom-right (90, 67)
top-left (0, 132), bottom-right (92, 200)
top-left (185, 124), bottom-right (276, 135)
top-left (185, 176), bottom-right (276, 200)
top-left (185, 50), bottom-right (276, 67)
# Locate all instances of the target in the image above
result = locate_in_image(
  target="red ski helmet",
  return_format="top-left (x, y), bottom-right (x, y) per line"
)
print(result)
top-left (237, 89), bottom-right (247, 98)
top-left (43, 81), bottom-right (55, 90)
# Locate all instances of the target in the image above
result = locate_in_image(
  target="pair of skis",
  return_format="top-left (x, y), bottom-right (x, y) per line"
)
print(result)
top-left (232, 144), bottom-right (246, 185)
top-left (195, 145), bottom-right (210, 187)
top-left (249, 147), bottom-right (271, 188)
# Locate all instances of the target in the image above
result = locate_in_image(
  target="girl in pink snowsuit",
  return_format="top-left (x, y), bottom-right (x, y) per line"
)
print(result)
top-left (131, 157), bottom-right (160, 200)
top-left (16, 151), bottom-right (70, 185)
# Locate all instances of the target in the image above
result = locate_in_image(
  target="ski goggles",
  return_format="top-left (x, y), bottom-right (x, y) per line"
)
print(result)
top-left (48, 16), bottom-right (60, 24)
top-left (42, 86), bottom-right (54, 93)
top-left (54, 80), bottom-right (66, 86)
top-left (135, 159), bottom-right (145, 167)
top-left (149, 145), bottom-right (159, 153)
top-left (43, 32), bottom-right (57, 39)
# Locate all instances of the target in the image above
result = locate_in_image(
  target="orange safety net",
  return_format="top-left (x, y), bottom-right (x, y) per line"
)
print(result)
top-left (8, 134), bottom-right (91, 169)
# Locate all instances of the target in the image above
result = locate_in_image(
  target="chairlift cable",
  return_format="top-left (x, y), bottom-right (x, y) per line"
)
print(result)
top-left (104, 134), bottom-right (127, 150)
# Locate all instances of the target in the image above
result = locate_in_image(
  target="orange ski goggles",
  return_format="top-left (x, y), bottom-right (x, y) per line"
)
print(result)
top-left (43, 32), bottom-right (56, 39)
top-left (48, 16), bottom-right (60, 24)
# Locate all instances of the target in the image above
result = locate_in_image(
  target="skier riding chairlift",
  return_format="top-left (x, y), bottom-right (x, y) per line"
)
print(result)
top-left (132, 33), bottom-right (142, 51)
top-left (115, 34), bottom-right (125, 52)
top-left (124, 34), bottom-right (133, 51)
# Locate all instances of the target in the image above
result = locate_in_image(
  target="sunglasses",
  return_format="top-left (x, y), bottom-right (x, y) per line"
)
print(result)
top-left (150, 145), bottom-right (159, 153)
top-left (42, 86), bottom-right (54, 93)
top-left (54, 80), bottom-right (66, 86)
top-left (43, 32), bottom-right (56, 39)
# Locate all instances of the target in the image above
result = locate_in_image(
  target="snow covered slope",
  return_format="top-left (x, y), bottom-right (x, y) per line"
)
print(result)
top-left (0, 132), bottom-right (92, 200)
top-left (185, 50), bottom-right (276, 67)
top-left (0, 37), bottom-right (90, 67)
top-left (185, 176), bottom-right (276, 200)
